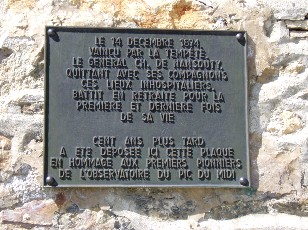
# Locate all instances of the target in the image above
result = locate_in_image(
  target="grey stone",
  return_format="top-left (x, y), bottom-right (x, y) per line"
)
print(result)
top-left (285, 20), bottom-right (308, 30)
top-left (290, 31), bottom-right (308, 38)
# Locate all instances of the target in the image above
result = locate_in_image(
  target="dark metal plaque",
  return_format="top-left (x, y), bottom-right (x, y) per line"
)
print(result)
top-left (44, 27), bottom-right (250, 187)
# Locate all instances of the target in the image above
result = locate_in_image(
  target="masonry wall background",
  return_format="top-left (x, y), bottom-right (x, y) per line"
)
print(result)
top-left (0, 0), bottom-right (308, 229)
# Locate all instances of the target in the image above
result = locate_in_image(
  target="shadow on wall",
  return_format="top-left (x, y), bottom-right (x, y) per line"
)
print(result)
top-left (246, 34), bottom-right (262, 190)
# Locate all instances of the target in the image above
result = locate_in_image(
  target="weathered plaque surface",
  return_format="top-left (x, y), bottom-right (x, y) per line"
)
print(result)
top-left (44, 27), bottom-right (250, 187)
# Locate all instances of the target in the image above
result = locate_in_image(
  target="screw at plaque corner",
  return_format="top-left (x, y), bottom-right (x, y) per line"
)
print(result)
top-left (236, 33), bottom-right (244, 41)
top-left (47, 28), bottom-right (57, 37)
top-left (239, 177), bottom-right (249, 186)
top-left (46, 176), bottom-right (56, 186)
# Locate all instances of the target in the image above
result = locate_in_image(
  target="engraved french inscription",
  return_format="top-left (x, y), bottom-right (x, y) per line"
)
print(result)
top-left (45, 27), bottom-right (249, 187)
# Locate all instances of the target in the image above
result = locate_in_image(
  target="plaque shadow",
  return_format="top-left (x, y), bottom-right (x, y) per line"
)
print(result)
top-left (246, 34), bottom-right (262, 190)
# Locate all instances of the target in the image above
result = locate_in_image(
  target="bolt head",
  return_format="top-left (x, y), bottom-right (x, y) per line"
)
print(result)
top-left (239, 177), bottom-right (249, 186)
top-left (47, 28), bottom-right (56, 37)
top-left (46, 176), bottom-right (55, 186)
top-left (236, 33), bottom-right (244, 41)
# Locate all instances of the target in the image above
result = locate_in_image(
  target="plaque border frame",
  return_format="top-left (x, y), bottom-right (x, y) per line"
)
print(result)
top-left (44, 26), bottom-right (250, 188)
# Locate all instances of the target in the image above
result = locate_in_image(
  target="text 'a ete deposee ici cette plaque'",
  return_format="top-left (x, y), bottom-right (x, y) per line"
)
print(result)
top-left (44, 27), bottom-right (250, 188)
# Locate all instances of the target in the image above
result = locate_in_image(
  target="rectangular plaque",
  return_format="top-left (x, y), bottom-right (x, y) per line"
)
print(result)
top-left (44, 27), bottom-right (250, 187)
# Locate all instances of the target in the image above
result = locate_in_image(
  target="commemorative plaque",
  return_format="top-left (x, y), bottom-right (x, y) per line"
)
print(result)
top-left (44, 27), bottom-right (250, 187)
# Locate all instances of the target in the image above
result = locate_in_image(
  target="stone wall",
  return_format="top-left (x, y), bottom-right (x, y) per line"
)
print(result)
top-left (0, 0), bottom-right (308, 229)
